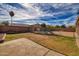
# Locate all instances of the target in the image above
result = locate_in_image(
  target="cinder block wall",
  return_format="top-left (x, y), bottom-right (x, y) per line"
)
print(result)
top-left (0, 26), bottom-right (31, 33)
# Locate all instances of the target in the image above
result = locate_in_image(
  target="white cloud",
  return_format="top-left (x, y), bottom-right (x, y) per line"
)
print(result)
top-left (0, 3), bottom-right (79, 25)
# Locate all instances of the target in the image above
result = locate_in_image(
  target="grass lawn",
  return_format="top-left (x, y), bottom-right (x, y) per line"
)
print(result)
top-left (5, 33), bottom-right (79, 56)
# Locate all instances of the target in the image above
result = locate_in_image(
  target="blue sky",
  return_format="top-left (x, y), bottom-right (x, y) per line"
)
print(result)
top-left (0, 3), bottom-right (79, 26)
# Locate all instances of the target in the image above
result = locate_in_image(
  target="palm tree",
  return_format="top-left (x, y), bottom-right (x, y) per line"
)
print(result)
top-left (9, 11), bottom-right (14, 26)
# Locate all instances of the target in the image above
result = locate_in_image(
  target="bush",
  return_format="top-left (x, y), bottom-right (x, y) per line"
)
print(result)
top-left (1, 21), bottom-right (9, 26)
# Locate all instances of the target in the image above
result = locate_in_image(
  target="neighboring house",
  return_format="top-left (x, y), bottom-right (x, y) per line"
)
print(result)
top-left (30, 24), bottom-right (41, 32)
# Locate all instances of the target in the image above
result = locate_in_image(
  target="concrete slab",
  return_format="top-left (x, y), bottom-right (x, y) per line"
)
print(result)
top-left (0, 38), bottom-right (49, 56)
top-left (46, 50), bottom-right (64, 56)
top-left (0, 38), bottom-right (64, 56)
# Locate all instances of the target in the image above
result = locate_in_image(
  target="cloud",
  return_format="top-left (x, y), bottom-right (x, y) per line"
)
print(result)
top-left (0, 3), bottom-right (79, 25)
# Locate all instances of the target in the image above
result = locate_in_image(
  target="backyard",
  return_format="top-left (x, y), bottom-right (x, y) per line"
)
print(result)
top-left (0, 3), bottom-right (79, 56)
top-left (4, 31), bottom-right (79, 56)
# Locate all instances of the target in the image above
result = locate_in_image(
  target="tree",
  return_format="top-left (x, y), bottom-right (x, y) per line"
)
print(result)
top-left (9, 11), bottom-right (14, 26)
top-left (55, 25), bottom-right (60, 28)
top-left (47, 25), bottom-right (54, 31)
top-left (68, 25), bottom-right (75, 28)
top-left (1, 21), bottom-right (9, 26)
top-left (41, 23), bottom-right (47, 31)
top-left (61, 24), bottom-right (66, 28)
top-left (41, 23), bottom-right (46, 28)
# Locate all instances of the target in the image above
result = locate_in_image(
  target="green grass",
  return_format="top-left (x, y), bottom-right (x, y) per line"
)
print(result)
top-left (5, 33), bottom-right (79, 56)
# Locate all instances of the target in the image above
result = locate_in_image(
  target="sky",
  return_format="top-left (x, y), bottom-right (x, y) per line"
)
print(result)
top-left (0, 3), bottom-right (79, 26)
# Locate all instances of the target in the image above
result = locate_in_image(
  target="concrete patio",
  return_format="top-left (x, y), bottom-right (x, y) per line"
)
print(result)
top-left (0, 38), bottom-right (64, 56)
